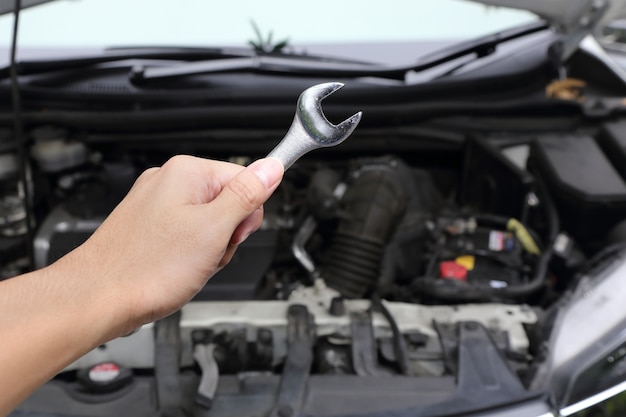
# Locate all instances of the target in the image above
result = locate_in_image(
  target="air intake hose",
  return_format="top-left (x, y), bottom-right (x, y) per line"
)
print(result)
top-left (324, 157), bottom-right (407, 298)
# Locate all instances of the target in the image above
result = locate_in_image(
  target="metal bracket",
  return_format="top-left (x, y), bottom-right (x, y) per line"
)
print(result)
top-left (550, 0), bottom-right (609, 77)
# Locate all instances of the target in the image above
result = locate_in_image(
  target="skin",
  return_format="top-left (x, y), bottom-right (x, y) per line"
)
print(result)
top-left (0, 155), bottom-right (284, 416)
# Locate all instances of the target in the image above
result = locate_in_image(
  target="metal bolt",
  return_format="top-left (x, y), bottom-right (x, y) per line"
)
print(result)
top-left (527, 192), bottom-right (539, 207)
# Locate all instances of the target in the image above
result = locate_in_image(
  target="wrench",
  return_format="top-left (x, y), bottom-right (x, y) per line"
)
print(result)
top-left (267, 82), bottom-right (362, 169)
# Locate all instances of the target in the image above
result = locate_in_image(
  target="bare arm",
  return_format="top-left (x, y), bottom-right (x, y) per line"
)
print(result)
top-left (0, 156), bottom-right (284, 415)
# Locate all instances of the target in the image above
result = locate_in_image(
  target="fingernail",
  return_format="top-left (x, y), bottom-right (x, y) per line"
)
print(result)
top-left (250, 157), bottom-right (284, 189)
top-left (232, 230), bottom-right (252, 246)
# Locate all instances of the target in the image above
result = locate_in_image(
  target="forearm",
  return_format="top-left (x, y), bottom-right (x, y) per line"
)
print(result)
top-left (0, 248), bottom-right (129, 415)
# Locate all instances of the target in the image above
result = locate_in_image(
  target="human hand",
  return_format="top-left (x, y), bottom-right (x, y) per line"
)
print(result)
top-left (53, 155), bottom-right (284, 335)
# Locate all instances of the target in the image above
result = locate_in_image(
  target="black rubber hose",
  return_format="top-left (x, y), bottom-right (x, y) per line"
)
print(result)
top-left (371, 295), bottom-right (411, 376)
top-left (324, 158), bottom-right (407, 298)
top-left (412, 176), bottom-right (559, 301)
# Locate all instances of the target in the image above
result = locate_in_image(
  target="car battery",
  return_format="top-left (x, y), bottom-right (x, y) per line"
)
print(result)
top-left (528, 134), bottom-right (626, 245)
top-left (438, 224), bottom-right (525, 287)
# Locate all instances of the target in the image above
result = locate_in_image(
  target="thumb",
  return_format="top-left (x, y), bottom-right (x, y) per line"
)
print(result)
top-left (208, 157), bottom-right (284, 235)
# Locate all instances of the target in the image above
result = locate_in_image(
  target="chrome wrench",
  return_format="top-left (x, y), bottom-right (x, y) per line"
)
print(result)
top-left (267, 82), bottom-right (362, 169)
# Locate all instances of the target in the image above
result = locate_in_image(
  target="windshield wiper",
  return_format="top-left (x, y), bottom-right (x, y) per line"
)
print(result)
top-left (0, 45), bottom-right (378, 80)
top-left (131, 21), bottom-right (548, 83)
top-left (0, 46), bottom-right (260, 78)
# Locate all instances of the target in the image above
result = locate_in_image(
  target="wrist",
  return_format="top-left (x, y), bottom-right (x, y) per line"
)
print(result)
top-left (48, 244), bottom-right (136, 343)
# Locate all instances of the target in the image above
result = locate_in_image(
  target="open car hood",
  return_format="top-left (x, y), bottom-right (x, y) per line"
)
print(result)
top-left (469, 0), bottom-right (626, 32)
top-left (0, 0), bottom-right (57, 15)
top-left (466, 0), bottom-right (626, 62)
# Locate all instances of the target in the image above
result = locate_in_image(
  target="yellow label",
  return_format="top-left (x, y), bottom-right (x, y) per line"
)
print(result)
top-left (455, 255), bottom-right (475, 271)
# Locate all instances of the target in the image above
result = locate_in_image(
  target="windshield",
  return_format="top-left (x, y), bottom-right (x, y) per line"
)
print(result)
top-left (0, 0), bottom-right (536, 57)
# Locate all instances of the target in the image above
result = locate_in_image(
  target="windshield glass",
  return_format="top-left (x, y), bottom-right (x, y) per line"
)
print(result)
top-left (0, 0), bottom-right (536, 50)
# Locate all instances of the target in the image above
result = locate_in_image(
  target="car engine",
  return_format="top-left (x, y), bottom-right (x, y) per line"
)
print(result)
top-left (1, 117), bottom-right (584, 410)
top-left (7, 110), bottom-right (626, 415)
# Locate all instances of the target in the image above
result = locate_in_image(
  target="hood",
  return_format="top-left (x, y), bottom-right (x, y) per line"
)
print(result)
top-left (469, 0), bottom-right (626, 61)
top-left (469, 0), bottom-right (626, 32)
top-left (0, 0), bottom-right (57, 15)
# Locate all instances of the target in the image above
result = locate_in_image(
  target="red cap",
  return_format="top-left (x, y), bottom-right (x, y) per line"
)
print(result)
top-left (439, 261), bottom-right (468, 281)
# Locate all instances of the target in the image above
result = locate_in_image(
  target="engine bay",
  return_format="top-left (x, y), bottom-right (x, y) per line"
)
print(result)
top-left (5, 5), bottom-right (626, 412)
top-left (6, 115), bottom-right (626, 415)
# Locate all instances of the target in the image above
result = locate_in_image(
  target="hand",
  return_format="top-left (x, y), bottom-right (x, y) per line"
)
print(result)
top-left (53, 155), bottom-right (284, 334)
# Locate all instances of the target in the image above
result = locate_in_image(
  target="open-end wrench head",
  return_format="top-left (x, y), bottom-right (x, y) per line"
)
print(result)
top-left (297, 82), bottom-right (362, 146)
top-left (267, 82), bottom-right (362, 169)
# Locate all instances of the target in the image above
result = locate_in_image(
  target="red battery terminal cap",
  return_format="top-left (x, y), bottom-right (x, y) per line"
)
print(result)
top-left (439, 261), bottom-right (468, 281)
